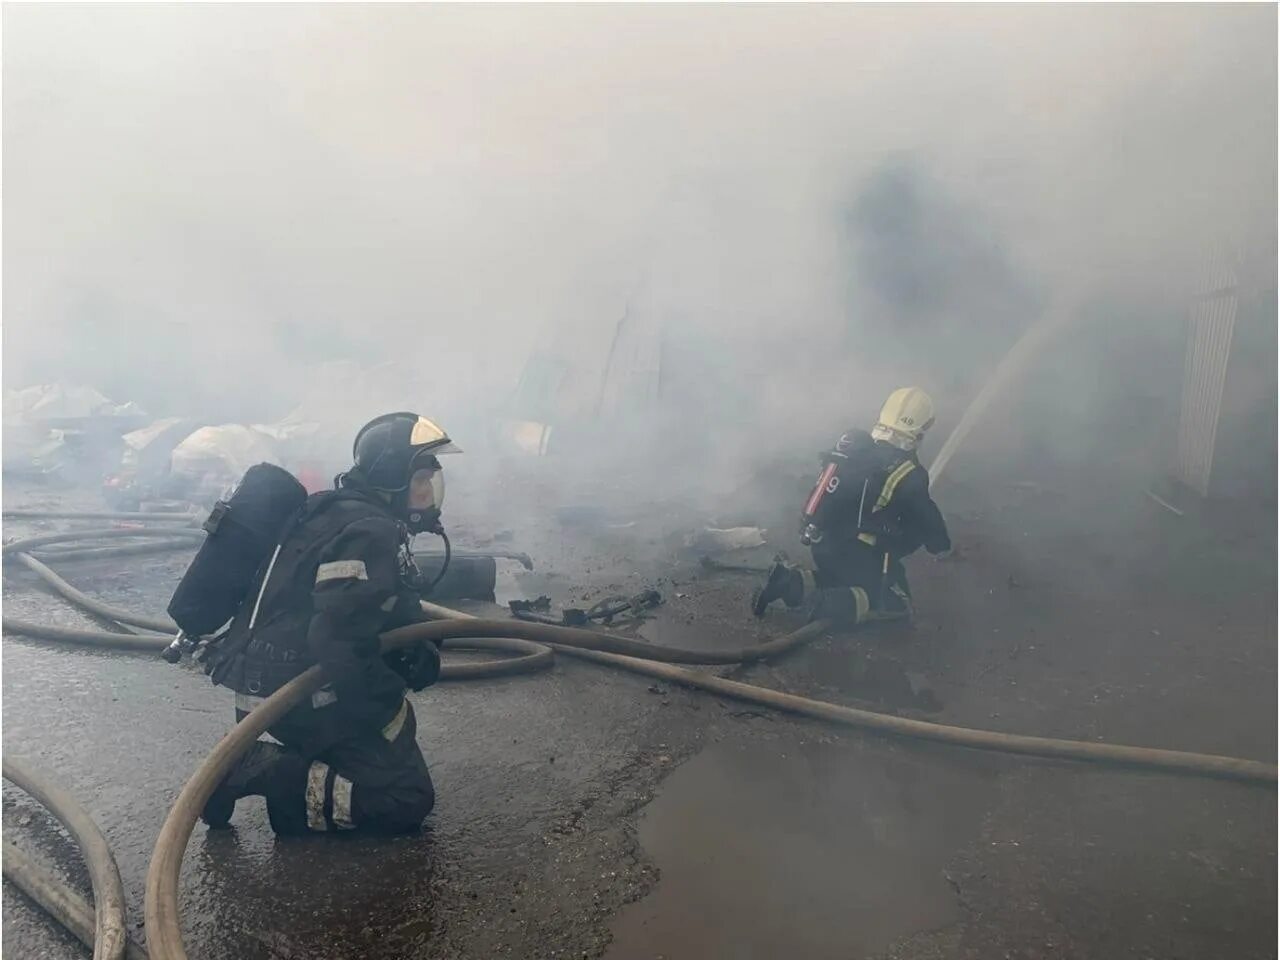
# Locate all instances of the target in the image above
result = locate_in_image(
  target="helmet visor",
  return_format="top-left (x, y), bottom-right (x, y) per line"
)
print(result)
top-left (408, 463), bottom-right (445, 513)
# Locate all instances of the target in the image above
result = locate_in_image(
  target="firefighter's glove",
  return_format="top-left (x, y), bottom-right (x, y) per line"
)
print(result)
top-left (385, 640), bottom-right (441, 691)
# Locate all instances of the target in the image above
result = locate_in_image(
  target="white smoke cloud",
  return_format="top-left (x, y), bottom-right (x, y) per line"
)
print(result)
top-left (3, 4), bottom-right (1273, 497)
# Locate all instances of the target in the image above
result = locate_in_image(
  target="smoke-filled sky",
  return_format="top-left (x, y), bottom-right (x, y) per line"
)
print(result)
top-left (3, 3), bottom-right (1275, 484)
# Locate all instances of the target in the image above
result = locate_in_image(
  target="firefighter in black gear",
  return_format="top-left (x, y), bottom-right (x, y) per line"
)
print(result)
top-left (200, 413), bottom-right (460, 835)
top-left (752, 387), bottom-right (950, 625)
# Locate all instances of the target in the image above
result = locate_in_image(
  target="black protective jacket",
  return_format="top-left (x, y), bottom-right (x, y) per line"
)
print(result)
top-left (803, 428), bottom-right (950, 568)
top-left (207, 478), bottom-right (437, 750)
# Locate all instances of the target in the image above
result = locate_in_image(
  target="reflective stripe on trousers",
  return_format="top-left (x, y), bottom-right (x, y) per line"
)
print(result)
top-left (305, 762), bottom-right (331, 831)
top-left (304, 761), bottom-right (358, 832)
top-left (800, 568), bottom-right (817, 597)
top-left (849, 586), bottom-right (870, 624)
top-left (301, 699), bottom-right (409, 832)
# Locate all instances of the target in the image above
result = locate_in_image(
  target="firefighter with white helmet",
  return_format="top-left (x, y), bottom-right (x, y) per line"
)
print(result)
top-left (752, 387), bottom-right (951, 624)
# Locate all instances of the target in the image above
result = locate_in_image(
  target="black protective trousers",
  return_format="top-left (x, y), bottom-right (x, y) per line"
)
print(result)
top-left (806, 540), bottom-right (912, 625)
top-left (233, 698), bottom-right (435, 835)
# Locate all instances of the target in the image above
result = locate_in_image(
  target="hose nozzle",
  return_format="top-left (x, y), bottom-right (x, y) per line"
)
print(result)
top-left (160, 631), bottom-right (197, 664)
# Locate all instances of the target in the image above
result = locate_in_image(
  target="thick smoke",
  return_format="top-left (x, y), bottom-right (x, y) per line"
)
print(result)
top-left (3, 4), bottom-right (1274, 513)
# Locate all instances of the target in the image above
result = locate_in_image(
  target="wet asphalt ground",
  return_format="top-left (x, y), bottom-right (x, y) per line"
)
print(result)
top-left (3, 466), bottom-right (1275, 959)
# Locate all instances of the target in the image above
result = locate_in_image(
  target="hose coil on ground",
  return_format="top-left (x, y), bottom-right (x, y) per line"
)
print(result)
top-left (2, 526), bottom-right (1274, 960)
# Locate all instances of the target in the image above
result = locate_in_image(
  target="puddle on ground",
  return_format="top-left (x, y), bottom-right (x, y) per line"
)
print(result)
top-left (607, 738), bottom-right (993, 960)
top-left (803, 637), bottom-right (944, 712)
top-left (843, 654), bottom-right (943, 712)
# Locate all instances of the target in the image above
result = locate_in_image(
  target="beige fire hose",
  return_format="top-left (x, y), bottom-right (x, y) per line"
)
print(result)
top-left (3, 534), bottom-right (1273, 960)
top-left (3, 549), bottom-right (556, 676)
top-left (139, 602), bottom-right (1274, 960)
top-left (2, 528), bottom-right (206, 556)
top-left (3, 755), bottom-right (129, 960)
top-left (418, 605), bottom-right (1276, 782)
top-left (2, 841), bottom-right (150, 960)
top-left (3, 510), bottom-right (198, 522)
top-left (11, 552), bottom-right (178, 634)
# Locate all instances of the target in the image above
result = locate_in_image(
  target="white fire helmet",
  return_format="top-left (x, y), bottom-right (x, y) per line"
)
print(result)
top-left (871, 387), bottom-right (936, 452)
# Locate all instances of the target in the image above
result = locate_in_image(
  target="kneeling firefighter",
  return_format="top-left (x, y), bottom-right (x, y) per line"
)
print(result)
top-left (170, 413), bottom-right (461, 834)
top-left (753, 387), bottom-right (951, 625)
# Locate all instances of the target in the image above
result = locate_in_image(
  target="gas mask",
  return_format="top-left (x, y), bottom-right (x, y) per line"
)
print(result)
top-left (404, 456), bottom-right (445, 534)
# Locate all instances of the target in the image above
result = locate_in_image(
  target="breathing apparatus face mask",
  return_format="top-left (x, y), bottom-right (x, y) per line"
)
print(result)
top-left (405, 457), bottom-right (445, 534)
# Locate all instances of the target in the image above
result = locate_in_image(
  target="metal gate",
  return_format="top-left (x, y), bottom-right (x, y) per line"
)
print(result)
top-left (1174, 243), bottom-right (1240, 496)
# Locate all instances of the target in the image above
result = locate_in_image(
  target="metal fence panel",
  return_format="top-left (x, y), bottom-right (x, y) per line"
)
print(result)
top-left (1174, 244), bottom-right (1240, 496)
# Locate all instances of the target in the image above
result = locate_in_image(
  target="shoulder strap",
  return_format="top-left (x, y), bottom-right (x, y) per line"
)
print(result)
top-left (243, 489), bottom-right (371, 633)
top-left (871, 459), bottom-right (916, 514)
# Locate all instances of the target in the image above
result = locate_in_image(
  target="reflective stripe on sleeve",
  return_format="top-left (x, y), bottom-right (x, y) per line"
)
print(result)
top-left (315, 560), bottom-right (369, 585)
top-left (381, 700), bottom-right (408, 742)
top-left (873, 461), bottom-right (916, 512)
